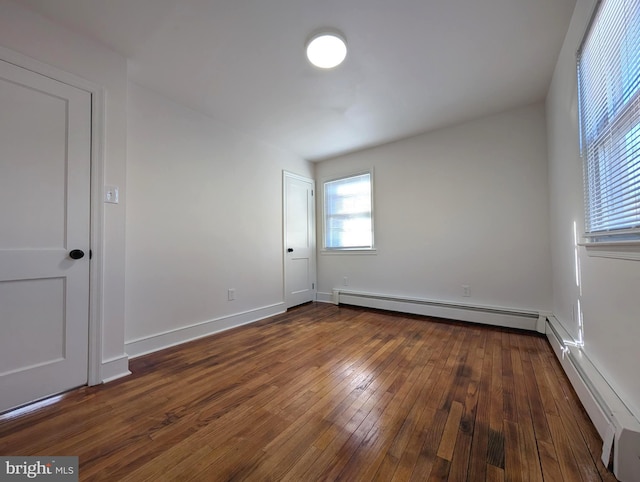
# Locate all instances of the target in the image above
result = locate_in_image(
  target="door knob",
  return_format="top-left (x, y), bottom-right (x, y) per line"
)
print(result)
top-left (287, 248), bottom-right (294, 253)
top-left (69, 249), bottom-right (85, 260)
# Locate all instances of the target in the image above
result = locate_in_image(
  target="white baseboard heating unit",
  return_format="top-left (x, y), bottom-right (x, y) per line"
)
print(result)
top-left (546, 316), bottom-right (640, 482)
top-left (331, 289), bottom-right (544, 332)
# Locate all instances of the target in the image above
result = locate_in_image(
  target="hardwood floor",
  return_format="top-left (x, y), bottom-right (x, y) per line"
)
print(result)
top-left (0, 303), bottom-right (617, 481)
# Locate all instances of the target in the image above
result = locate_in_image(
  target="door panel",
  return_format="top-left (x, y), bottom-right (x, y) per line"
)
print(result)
top-left (0, 278), bottom-right (65, 375)
top-left (0, 59), bottom-right (91, 413)
top-left (0, 77), bottom-right (67, 248)
top-left (284, 172), bottom-right (315, 308)
top-left (288, 258), bottom-right (310, 296)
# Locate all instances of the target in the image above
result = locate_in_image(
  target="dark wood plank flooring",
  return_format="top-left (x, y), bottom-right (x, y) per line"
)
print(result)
top-left (0, 303), bottom-right (617, 481)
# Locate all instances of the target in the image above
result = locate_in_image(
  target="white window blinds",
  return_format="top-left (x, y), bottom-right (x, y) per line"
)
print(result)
top-left (324, 173), bottom-right (373, 249)
top-left (578, 0), bottom-right (640, 239)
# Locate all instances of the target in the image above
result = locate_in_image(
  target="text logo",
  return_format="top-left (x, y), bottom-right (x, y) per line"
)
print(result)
top-left (0, 457), bottom-right (78, 481)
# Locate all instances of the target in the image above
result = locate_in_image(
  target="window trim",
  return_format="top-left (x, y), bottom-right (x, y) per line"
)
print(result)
top-left (576, 0), bottom-right (640, 258)
top-left (321, 168), bottom-right (376, 254)
top-left (580, 240), bottom-right (640, 260)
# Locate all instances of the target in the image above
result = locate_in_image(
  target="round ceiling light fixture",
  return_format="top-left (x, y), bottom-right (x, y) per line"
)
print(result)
top-left (306, 31), bottom-right (347, 69)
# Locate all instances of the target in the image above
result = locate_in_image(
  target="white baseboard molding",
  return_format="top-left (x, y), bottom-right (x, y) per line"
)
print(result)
top-left (100, 354), bottom-right (131, 384)
top-left (546, 315), bottom-right (640, 482)
top-left (331, 289), bottom-right (541, 331)
top-left (125, 303), bottom-right (286, 359)
top-left (316, 291), bottom-right (334, 304)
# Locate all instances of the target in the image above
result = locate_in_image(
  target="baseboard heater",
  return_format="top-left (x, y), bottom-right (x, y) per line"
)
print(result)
top-left (331, 289), bottom-right (544, 332)
top-left (546, 315), bottom-right (640, 481)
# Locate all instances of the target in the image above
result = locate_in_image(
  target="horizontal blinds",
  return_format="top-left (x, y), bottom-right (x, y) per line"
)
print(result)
top-left (578, 0), bottom-right (640, 235)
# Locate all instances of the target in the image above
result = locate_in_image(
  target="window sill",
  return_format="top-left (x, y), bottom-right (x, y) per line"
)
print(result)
top-left (321, 248), bottom-right (377, 256)
top-left (579, 240), bottom-right (640, 261)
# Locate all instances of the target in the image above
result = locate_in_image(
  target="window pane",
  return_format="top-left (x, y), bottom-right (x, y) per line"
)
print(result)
top-left (324, 173), bottom-right (372, 249)
top-left (578, 0), bottom-right (640, 237)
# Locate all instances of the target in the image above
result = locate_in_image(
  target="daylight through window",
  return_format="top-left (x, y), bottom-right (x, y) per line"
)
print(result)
top-left (324, 172), bottom-right (373, 250)
top-left (578, 0), bottom-right (640, 240)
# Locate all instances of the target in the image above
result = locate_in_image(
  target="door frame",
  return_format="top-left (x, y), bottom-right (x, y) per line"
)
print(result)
top-left (282, 171), bottom-right (316, 308)
top-left (0, 46), bottom-right (105, 386)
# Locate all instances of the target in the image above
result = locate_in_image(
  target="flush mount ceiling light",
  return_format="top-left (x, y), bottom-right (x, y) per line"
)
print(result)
top-left (306, 31), bottom-right (347, 69)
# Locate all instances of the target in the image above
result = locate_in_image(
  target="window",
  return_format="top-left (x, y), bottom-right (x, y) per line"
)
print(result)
top-left (323, 172), bottom-right (374, 250)
top-left (578, 0), bottom-right (640, 243)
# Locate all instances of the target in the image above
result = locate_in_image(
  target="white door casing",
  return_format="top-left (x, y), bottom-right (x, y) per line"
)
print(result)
top-left (0, 58), bottom-right (91, 413)
top-left (283, 172), bottom-right (316, 308)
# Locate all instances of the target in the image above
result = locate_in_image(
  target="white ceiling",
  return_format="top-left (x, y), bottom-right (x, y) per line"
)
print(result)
top-left (19, 0), bottom-right (576, 161)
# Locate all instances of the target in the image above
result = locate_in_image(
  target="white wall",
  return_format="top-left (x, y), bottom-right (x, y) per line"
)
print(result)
top-left (125, 83), bottom-right (312, 351)
top-left (0, 0), bottom-right (128, 377)
top-left (547, 0), bottom-right (640, 420)
top-left (315, 103), bottom-right (552, 314)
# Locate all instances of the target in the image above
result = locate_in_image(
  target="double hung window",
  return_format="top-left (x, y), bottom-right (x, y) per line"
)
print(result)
top-left (578, 0), bottom-right (640, 242)
top-left (323, 172), bottom-right (374, 250)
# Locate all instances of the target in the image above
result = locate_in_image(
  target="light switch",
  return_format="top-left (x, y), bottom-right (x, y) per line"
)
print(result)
top-left (104, 185), bottom-right (119, 204)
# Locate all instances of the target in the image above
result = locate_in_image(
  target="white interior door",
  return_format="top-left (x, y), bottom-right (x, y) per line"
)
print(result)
top-left (0, 59), bottom-right (91, 413)
top-left (284, 172), bottom-right (316, 308)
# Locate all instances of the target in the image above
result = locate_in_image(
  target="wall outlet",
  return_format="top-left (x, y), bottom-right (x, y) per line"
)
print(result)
top-left (343, 277), bottom-right (349, 286)
top-left (228, 288), bottom-right (235, 301)
top-left (104, 185), bottom-right (119, 204)
top-left (462, 285), bottom-right (471, 297)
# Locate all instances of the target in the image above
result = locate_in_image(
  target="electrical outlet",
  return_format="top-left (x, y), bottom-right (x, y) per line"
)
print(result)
top-left (104, 185), bottom-right (119, 204)
top-left (462, 285), bottom-right (471, 297)
top-left (228, 288), bottom-right (235, 301)
top-left (343, 277), bottom-right (349, 286)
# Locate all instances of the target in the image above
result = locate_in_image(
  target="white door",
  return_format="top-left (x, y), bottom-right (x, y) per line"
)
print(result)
top-left (283, 172), bottom-right (316, 308)
top-left (0, 59), bottom-right (91, 413)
